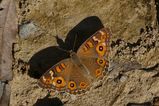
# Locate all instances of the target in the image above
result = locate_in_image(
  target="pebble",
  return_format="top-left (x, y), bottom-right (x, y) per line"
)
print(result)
top-left (19, 21), bottom-right (41, 39)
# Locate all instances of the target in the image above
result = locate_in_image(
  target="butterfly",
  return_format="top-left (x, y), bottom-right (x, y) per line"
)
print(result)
top-left (38, 27), bottom-right (111, 94)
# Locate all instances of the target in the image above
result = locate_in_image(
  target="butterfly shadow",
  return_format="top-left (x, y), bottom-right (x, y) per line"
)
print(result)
top-left (155, 0), bottom-right (159, 25)
top-left (33, 96), bottom-right (63, 106)
top-left (28, 16), bottom-right (104, 79)
top-left (127, 102), bottom-right (152, 106)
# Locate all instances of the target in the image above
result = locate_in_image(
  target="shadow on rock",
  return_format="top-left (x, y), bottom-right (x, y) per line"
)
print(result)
top-left (28, 16), bottom-right (104, 79)
top-left (28, 46), bottom-right (69, 79)
top-left (63, 16), bottom-right (104, 52)
top-left (33, 96), bottom-right (63, 106)
top-left (155, 0), bottom-right (159, 24)
top-left (127, 102), bottom-right (152, 106)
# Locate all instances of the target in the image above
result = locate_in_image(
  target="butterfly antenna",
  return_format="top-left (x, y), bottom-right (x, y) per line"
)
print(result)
top-left (53, 21), bottom-right (69, 54)
top-left (73, 34), bottom-right (77, 51)
top-left (54, 20), bottom-right (58, 37)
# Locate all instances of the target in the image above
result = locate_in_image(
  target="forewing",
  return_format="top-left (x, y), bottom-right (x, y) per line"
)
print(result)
top-left (77, 28), bottom-right (111, 78)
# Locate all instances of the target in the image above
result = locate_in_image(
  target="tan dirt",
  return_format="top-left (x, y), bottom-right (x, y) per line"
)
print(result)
top-left (10, 0), bottom-right (159, 106)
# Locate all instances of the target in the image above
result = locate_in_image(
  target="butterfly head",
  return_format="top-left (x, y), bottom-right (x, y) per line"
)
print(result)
top-left (69, 50), bottom-right (76, 57)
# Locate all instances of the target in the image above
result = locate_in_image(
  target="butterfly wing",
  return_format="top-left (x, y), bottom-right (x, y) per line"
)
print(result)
top-left (38, 58), bottom-right (91, 94)
top-left (77, 28), bottom-right (111, 79)
top-left (38, 28), bottom-right (111, 94)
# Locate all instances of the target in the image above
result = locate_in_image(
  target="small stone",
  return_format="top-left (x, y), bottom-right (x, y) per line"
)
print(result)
top-left (19, 21), bottom-right (42, 39)
top-left (120, 76), bottom-right (127, 82)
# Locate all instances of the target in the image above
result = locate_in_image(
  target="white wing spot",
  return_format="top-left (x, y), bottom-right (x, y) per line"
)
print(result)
top-left (99, 31), bottom-right (105, 35)
top-left (93, 36), bottom-right (100, 43)
top-left (42, 76), bottom-right (46, 81)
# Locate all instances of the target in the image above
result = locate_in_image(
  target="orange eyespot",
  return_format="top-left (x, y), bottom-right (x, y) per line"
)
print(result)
top-left (68, 81), bottom-right (77, 91)
top-left (53, 77), bottom-right (66, 88)
top-left (95, 69), bottom-right (102, 77)
top-left (97, 58), bottom-right (106, 67)
top-left (79, 82), bottom-right (87, 89)
top-left (96, 43), bottom-right (106, 57)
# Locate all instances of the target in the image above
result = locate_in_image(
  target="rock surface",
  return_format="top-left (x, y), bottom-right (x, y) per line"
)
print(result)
top-left (10, 0), bottom-right (159, 106)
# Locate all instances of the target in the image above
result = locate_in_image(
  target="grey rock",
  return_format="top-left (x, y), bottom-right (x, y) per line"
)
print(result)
top-left (19, 21), bottom-right (42, 39)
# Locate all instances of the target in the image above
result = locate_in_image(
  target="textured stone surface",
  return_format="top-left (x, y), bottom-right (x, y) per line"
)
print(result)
top-left (10, 0), bottom-right (159, 106)
top-left (19, 21), bottom-right (43, 39)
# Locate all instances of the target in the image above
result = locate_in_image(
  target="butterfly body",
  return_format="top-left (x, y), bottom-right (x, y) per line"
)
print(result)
top-left (70, 51), bottom-right (92, 78)
top-left (38, 28), bottom-right (112, 94)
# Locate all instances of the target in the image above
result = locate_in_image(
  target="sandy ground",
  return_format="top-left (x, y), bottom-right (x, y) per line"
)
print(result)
top-left (10, 0), bottom-right (159, 106)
